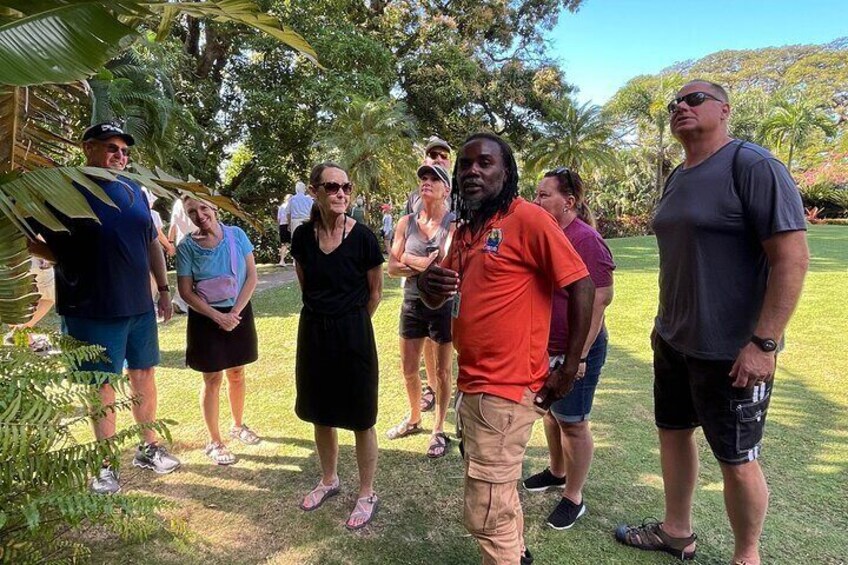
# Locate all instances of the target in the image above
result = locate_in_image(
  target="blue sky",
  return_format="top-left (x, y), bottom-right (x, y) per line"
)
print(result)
top-left (548, 0), bottom-right (846, 105)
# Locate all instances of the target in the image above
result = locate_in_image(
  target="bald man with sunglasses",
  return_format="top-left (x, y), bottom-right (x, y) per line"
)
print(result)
top-left (615, 81), bottom-right (808, 565)
top-left (28, 122), bottom-right (180, 495)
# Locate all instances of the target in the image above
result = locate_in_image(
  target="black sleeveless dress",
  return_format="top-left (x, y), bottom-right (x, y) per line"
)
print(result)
top-left (291, 220), bottom-right (385, 431)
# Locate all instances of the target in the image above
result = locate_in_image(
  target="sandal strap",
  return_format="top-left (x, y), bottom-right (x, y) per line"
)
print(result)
top-left (303, 480), bottom-right (340, 508)
top-left (349, 495), bottom-right (378, 518)
top-left (205, 442), bottom-right (235, 463)
top-left (625, 520), bottom-right (696, 556)
top-left (387, 417), bottom-right (421, 439)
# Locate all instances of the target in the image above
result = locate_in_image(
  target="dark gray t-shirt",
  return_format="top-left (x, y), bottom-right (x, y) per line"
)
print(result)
top-left (652, 140), bottom-right (806, 360)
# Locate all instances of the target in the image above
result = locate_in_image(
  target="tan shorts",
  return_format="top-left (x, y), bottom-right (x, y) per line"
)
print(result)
top-left (457, 387), bottom-right (546, 483)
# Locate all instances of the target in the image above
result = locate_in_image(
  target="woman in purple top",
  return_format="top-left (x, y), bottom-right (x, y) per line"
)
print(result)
top-left (524, 167), bottom-right (616, 531)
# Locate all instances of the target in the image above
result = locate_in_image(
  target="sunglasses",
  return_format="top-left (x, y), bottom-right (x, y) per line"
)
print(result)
top-left (316, 182), bottom-right (353, 195)
top-left (545, 166), bottom-right (575, 193)
top-left (427, 149), bottom-right (450, 160)
top-left (99, 142), bottom-right (131, 157)
top-left (667, 91), bottom-right (724, 114)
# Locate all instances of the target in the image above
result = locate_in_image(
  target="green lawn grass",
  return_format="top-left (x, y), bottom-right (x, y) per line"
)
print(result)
top-left (80, 225), bottom-right (847, 564)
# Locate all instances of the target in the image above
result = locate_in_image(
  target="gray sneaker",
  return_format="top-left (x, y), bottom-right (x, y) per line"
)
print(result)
top-left (90, 466), bottom-right (121, 494)
top-left (133, 443), bottom-right (181, 474)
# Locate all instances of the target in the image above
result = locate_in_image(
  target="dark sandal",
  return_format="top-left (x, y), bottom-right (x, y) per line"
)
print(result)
top-left (426, 432), bottom-right (451, 458)
top-left (386, 416), bottom-right (423, 440)
top-left (419, 386), bottom-right (436, 412)
top-left (614, 519), bottom-right (697, 560)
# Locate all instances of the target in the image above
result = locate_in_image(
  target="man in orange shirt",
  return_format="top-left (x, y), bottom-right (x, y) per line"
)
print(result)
top-left (419, 133), bottom-right (595, 564)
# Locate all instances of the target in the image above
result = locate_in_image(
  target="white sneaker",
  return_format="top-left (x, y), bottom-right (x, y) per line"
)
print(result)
top-left (90, 466), bottom-right (120, 494)
top-left (133, 443), bottom-right (181, 474)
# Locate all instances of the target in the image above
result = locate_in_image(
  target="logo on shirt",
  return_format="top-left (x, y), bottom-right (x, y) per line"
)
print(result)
top-left (482, 228), bottom-right (503, 254)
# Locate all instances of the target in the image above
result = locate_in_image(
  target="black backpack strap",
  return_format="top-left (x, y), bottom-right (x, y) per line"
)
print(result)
top-left (730, 140), bottom-right (747, 198)
top-left (661, 163), bottom-right (683, 197)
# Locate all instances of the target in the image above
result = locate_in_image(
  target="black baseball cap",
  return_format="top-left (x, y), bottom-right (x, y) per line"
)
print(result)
top-left (417, 164), bottom-right (450, 186)
top-left (82, 122), bottom-right (135, 146)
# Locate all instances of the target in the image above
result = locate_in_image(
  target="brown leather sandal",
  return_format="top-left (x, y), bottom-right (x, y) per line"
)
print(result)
top-left (614, 519), bottom-right (697, 560)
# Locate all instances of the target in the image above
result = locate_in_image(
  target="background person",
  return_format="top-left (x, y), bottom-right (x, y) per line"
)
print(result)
top-left (523, 168), bottom-right (615, 531)
top-left (380, 204), bottom-right (394, 255)
top-left (144, 188), bottom-right (175, 318)
top-left (277, 194), bottom-right (293, 266)
top-left (287, 180), bottom-right (313, 236)
top-left (176, 196), bottom-right (261, 466)
top-left (292, 163), bottom-right (384, 531)
top-left (351, 196), bottom-right (367, 224)
top-left (5, 256), bottom-right (56, 351)
top-left (386, 164), bottom-right (455, 458)
top-left (168, 195), bottom-right (199, 313)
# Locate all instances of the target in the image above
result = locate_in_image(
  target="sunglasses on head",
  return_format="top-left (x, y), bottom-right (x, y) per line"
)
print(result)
top-left (545, 166), bottom-right (575, 192)
top-left (667, 91), bottom-right (724, 114)
top-left (317, 181), bottom-right (353, 195)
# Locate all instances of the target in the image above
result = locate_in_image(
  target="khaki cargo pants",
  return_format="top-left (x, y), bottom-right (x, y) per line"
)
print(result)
top-left (457, 387), bottom-right (545, 565)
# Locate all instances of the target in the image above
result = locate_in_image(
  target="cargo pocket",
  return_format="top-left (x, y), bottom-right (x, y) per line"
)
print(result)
top-left (732, 394), bottom-right (769, 455)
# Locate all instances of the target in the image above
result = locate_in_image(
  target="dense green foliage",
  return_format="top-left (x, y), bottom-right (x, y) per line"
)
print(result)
top-left (0, 334), bottom-right (172, 563)
top-left (131, 16), bottom-right (847, 249)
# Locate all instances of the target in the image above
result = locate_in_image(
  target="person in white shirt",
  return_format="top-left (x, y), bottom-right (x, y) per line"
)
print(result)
top-left (168, 195), bottom-right (199, 313)
top-left (287, 181), bottom-right (313, 236)
top-left (277, 194), bottom-right (292, 266)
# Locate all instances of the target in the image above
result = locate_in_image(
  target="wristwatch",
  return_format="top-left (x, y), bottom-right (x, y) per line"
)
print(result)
top-left (157, 284), bottom-right (170, 293)
top-left (750, 335), bottom-right (777, 352)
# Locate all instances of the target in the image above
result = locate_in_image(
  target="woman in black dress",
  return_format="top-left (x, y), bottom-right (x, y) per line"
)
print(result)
top-left (291, 162), bottom-right (384, 530)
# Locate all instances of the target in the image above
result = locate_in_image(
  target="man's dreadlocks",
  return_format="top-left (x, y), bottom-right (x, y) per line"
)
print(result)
top-left (450, 132), bottom-right (520, 227)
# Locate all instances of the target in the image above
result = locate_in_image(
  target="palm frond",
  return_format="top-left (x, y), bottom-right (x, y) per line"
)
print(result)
top-left (0, 4), bottom-right (138, 86)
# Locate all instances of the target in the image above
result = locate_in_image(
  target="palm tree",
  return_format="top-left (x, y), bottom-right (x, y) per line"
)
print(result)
top-left (607, 73), bottom-right (684, 194)
top-left (88, 49), bottom-right (200, 171)
top-left (317, 96), bottom-right (419, 204)
top-left (525, 100), bottom-right (615, 177)
top-left (759, 97), bottom-right (836, 174)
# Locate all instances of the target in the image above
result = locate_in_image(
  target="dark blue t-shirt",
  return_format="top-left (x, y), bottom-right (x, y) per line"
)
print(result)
top-left (652, 140), bottom-right (806, 360)
top-left (38, 177), bottom-right (156, 318)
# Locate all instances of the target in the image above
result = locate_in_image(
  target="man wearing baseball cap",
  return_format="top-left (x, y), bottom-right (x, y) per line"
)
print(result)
top-left (29, 122), bottom-right (180, 495)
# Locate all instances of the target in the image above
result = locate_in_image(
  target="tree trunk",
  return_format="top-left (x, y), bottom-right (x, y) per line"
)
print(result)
top-left (787, 141), bottom-right (795, 175)
top-left (655, 123), bottom-right (665, 195)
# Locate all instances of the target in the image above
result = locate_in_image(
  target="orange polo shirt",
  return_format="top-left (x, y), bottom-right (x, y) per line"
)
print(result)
top-left (444, 198), bottom-right (589, 403)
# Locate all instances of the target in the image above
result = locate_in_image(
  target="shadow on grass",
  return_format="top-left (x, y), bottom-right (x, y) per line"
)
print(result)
top-left (86, 437), bottom-right (477, 565)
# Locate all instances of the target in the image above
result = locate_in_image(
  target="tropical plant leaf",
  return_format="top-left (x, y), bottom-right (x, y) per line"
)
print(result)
top-left (0, 215), bottom-right (34, 324)
top-left (151, 0), bottom-right (320, 66)
top-left (0, 4), bottom-right (138, 86)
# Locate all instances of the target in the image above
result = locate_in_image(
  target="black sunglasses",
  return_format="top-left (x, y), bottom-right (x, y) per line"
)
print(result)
top-left (316, 181), bottom-right (353, 195)
top-left (98, 142), bottom-right (130, 157)
top-left (667, 91), bottom-right (724, 114)
top-left (545, 167), bottom-right (575, 193)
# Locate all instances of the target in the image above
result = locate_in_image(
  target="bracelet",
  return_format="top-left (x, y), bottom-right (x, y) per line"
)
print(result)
top-left (579, 356), bottom-right (588, 363)
top-left (157, 284), bottom-right (170, 293)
